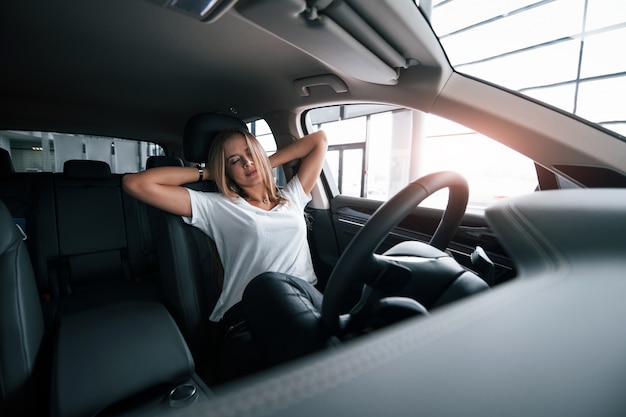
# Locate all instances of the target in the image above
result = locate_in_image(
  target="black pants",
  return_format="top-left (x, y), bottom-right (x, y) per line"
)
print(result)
top-left (243, 272), bottom-right (330, 366)
top-left (218, 272), bottom-right (330, 377)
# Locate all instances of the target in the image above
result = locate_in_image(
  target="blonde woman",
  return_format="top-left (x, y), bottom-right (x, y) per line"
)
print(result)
top-left (123, 127), bottom-right (328, 367)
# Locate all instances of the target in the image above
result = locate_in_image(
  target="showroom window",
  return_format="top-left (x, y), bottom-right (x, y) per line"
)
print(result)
top-left (247, 118), bottom-right (286, 187)
top-left (305, 104), bottom-right (538, 213)
top-left (0, 131), bottom-right (164, 173)
top-left (428, 0), bottom-right (626, 137)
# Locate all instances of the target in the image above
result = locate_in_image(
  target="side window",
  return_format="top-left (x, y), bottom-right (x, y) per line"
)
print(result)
top-left (247, 119), bottom-right (286, 187)
top-left (305, 104), bottom-right (538, 213)
top-left (0, 130), bottom-right (164, 173)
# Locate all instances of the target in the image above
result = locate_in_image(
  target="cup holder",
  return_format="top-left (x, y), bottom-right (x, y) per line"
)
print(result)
top-left (168, 382), bottom-right (198, 408)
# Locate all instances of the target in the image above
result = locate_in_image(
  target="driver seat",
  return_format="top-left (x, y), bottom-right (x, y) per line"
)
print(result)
top-left (153, 113), bottom-right (252, 382)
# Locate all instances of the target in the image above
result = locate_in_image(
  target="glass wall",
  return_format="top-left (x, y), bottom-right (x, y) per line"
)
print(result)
top-left (429, 0), bottom-right (626, 137)
top-left (306, 105), bottom-right (537, 213)
top-left (0, 130), bottom-right (164, 173)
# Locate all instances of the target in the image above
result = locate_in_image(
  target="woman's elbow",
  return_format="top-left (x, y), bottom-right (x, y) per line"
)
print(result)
top-left (315, 130), bottom-right (328, 148)
top-left (122, 173), bottom-right (141, 197)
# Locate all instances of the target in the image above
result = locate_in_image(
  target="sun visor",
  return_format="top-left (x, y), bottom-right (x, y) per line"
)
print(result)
top-left (235, 0), bottom-right (411, 85)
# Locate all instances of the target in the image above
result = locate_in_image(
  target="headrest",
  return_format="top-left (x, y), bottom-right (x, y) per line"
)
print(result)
top-left (63, 160), bottom-right (111, 179)
top-left (183, 113), bottom-right (247, 163)
top-left (0, 148), bottom-right (15, 178)
top-left (146, 155), bottom-right (184, 169)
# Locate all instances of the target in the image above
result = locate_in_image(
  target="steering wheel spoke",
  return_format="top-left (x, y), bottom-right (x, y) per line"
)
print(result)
top-left (322, 171), bottom-right (469, 333)
top-left (366, 255), bottom-right (412, 294)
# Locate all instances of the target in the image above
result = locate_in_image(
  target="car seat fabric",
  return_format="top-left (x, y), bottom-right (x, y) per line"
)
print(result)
top-left (52, 301), bottom-right (195, 417)
top-left (52, 160), bottom-right (159, 314)
top-left (152, 113), bottom-right (245, 383)
top-left (1, 197), bottom-right (197, 417)
top-left (0, 147), bottom-right (15, 177)
top-left (146, 155), bottom-right (184, 168)
top-left (183, 113), bottom-right (247, 163)
top-left (0, 149), bottom-right (58, 300)
top-left (0, 199), bottom-right (46, 416)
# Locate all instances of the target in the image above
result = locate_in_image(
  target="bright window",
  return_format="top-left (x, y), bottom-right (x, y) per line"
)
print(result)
top-left (427, 0), bottom-right (626, 137)
top-left (306, 105), bottom-right (537, 213)
top-left (0, 131), bottom-right (164, 173)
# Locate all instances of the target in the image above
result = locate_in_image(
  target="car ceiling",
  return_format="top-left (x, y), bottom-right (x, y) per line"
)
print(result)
top-left (0, 0), bottom-right (448, 151)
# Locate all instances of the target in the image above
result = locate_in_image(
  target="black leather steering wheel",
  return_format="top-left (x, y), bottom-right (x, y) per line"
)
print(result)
top-left (321, 171), bottom-right (469, 333)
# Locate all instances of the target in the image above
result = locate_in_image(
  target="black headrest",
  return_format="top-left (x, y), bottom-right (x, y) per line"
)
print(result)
top-left (0, 148), bottom-right (15, 178)
top-left (63, 160), bottom-right (111, 179)
top-left (146, 155), bottom-right (184, 169)
top-left (183, 113), bottom-right (247, 163)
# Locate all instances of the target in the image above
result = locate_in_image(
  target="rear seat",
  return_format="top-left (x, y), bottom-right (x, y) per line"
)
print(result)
top-left (2, 149), bottom-right (225, 384)
top-left (1, 152), bottom-right (215, 415)
top-left (0, 148), bottom-right (57, 298)
top-left (1, 150), bottom-right (161, 318)
top-left (51, 159), bottom-right (160, 314)
top-left (0, 198), bottom-right (199, 417)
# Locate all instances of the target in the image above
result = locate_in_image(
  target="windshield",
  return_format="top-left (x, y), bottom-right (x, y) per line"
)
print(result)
top-left (425, 0), bottom-right (626, 138)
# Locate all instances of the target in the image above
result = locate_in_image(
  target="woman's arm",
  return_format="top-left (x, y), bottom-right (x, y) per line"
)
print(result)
top-left (122, 166), bottom-right (208, 217)
top-left (269, 130), bottom-right (328, 195)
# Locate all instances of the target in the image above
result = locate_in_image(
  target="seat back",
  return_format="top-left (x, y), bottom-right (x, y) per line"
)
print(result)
top-left (154, 211), bottom-right (221, 367)
top-left (1, 198), bottom-right (196, 417)
top-left (0, 148), bottom-right (58, 298)
top-left (54, 160), bottom-right (128, 293)
top-left (149, 114), bottom-right (244, 380)
top-left (0, 199), bottom-right (46, 416)
top-left (51, 160), bottom-right (159, 315)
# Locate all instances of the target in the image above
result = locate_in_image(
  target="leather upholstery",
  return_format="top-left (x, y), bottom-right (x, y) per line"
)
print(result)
top-left (0, 151), bottom-right (58, 320)
top-left (182, 113), bottom-right (247, 163)
top-left (1, 198), bottom-right (196, 416)
top-left (53, 160), bottom-right (158, 305)
top-left (1, 146), bottom-right (201, 415)
top-left (62, 159), bottom-right (111, 179)
top-left (155, 114), bottom-right (246, 380)
top-left (0, 148), bottom-right (15, 178)
top-left (52, 301), bottom-right (194, 417)
top-left (146, 155), bottom-right (184, 169)
top-left (155, 212), bottom-right (221, 363)
top-left (0, 199), bottom-right (46, 416)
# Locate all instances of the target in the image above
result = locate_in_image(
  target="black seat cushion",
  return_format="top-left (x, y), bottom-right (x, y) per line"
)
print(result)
top-left (52, 300), bottom-right (194, 417)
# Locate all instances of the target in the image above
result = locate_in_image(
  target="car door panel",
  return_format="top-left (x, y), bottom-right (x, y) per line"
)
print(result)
top-left (308, 195), bottom-right (516, 292)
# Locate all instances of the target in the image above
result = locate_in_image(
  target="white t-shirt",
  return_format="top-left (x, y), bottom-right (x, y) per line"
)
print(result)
top-left (182, 175), bottom-right (317, 321)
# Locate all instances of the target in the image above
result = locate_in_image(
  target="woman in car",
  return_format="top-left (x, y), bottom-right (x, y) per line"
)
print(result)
top-left (122, 127), bottom-right (329, 370)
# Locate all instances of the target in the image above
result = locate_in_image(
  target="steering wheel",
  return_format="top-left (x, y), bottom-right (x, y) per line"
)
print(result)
top-left (321, 171), bottom-right (469, 333)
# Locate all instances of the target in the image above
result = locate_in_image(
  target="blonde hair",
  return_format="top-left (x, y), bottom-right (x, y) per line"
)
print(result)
top-left (208, 127), bottom-right (285, 204)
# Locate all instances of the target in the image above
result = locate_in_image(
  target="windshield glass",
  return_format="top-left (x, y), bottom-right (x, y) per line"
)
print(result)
top-left (425, 0), bottom-right (626, 138)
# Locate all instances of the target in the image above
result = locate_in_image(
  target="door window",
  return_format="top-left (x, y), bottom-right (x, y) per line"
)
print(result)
top-left (305, 104), bottom-right (538, 213)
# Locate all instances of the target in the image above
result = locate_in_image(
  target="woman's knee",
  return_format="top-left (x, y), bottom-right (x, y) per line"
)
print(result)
top-left (241, 272), bottom-right (330, 365)
top-left (243, 272), bottom-right (289, 301)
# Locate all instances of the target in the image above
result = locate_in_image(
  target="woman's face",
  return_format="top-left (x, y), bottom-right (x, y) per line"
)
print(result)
top-left (223, 133), bottom-right (262, 189)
